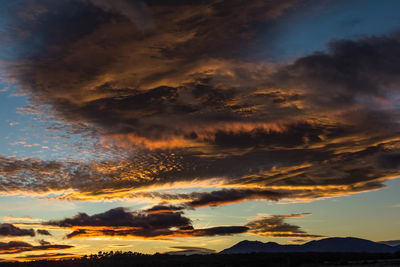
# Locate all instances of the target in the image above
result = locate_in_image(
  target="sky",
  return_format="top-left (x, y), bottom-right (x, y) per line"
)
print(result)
top-left (0, 0), bottom-right (400, 262)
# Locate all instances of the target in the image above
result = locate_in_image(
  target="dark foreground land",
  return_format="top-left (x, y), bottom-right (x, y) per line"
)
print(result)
top-left (1, 251), bottom-right (400, 267)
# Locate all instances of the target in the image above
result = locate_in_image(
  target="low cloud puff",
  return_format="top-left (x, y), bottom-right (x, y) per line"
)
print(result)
top-left (0, 224), bottom-right (35, 237)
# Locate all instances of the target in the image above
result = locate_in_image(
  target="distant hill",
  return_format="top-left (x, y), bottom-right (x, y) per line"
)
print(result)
top-left (301, 237), bottom-right (396, 253)
top-left (220, 237), bottom-right (400, 254)
top-left (379, 240), bottom-right (400, 246)
top-left (219, 240), bottom-right (297, 254)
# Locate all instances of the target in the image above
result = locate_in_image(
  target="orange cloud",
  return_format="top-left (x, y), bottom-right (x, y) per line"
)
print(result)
top-left (15, 253), bottom-right (80, 262)
top-left (1, 0), bottom-right (400, 212)
top-left (0, 241), bottom-right (73, 255)
top-left (40, 205), bottom-right (321, 241)
top-left (42, 206), bottom-right (248, 240)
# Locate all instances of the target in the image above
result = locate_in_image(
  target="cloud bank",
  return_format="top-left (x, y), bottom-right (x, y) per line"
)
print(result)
top-left (44, 206), bottom-right (248, 239)
top-left (42, 206), bottom-right (320, 240)
top-left (0, 0), bottom-right (400, 208)
top-left (0, 241), bottom-right (73, 255)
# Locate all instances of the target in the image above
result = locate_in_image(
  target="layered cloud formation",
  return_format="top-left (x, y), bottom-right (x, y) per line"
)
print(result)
top-left (1, 0), bottom-right (400, 217)
top-left (41, 205), bottom-right (320, 240)
top-left (44, 206), bottom-right (248, 239)
top-left (245, 213), bottom-right (324, 238)
top-left (0, 241), bottom-right (73, 255)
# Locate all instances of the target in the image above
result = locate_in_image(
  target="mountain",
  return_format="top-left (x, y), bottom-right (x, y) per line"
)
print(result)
top-left (379, 240), bottom-right (400, 247)
top-left (219, 240), bottom-right (298, 254)
top-left (220, 237), bottom-right (399, 254)
top-left (301, 237), bottom-right (395, 253)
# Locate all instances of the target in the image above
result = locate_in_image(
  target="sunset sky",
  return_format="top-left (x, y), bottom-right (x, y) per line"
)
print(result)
top-left (1, 0), bottom-right (400, 262)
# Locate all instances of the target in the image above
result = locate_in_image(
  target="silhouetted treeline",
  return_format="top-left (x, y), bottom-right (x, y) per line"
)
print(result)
top-left (1, 250), bottom-right (400, 267)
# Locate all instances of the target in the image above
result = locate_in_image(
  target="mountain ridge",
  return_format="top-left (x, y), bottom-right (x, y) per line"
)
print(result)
top-left (220, 237), bottom-right (400, 254)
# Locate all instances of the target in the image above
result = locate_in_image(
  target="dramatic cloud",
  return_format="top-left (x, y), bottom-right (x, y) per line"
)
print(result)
top-left (180, 189), bottom-right (284, 208)
top-left (268, 37), bottom-right (400, 109)
top-left (245, 214), bottom-right (324, 239)
top-left (135, 189), bottom-right (287, 208)
top-left (44, 206), bottom-right (248, 239)
top-left (45, 206), bottom-right (191, 229)
top-left (9, 0), bottom-right (297, 135)
top-left (0, 224), bottom-right (35, 237)
top-left (0, 241), bottom-right (73, 255)
top-left (41, 206), bottom-right (320, 241)
top-left (0, 0), bottom-right (400, 208)
top-left (132, 182), bottom-right (387, 208)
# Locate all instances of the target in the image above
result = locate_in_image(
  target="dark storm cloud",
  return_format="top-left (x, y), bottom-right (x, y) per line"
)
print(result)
top-left (0, 224), bottom-right (35, 237)
top-left (1, 0), bottom-right (400, 205)
top-left (7, 0), bottom-right (298, 140)
top-left (44, 206), bottom-right (248, 239)
top-left (268, 36), bottom-right (400, 108)
top-left (0, 241), bottom-right (73, 255)
top-left (377, 153), bottom-right (400, 169)
top-left (1, 0), bottom-right (115, 61)
top-left (209, 122), bottom-right (324, 148)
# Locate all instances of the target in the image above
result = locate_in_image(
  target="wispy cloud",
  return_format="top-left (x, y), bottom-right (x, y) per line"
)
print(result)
top-left (15, 253), bottom-right (79, 261)
top-left (2, 216), bottom-right (42, 223)
top-left (0, 241), bottom-right (73, 255)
